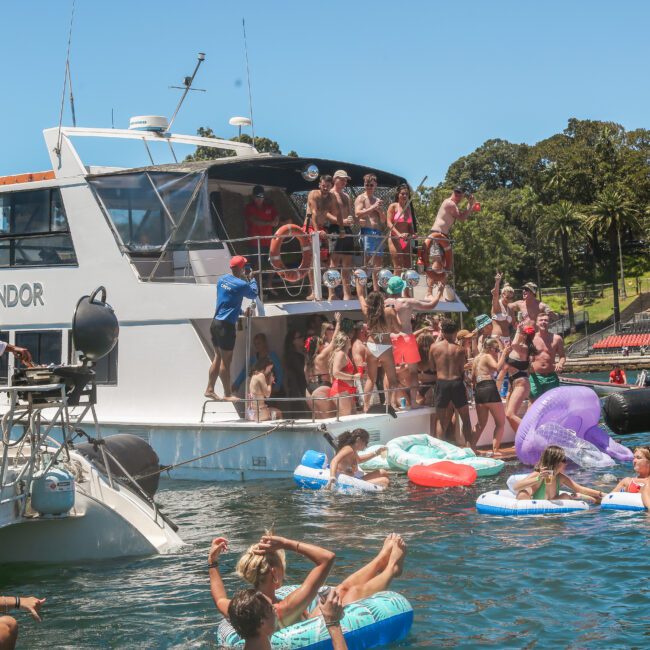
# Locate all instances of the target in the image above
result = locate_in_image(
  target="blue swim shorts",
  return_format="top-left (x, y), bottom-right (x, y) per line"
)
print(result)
top-left (360, 228), bottom-right (384, 256)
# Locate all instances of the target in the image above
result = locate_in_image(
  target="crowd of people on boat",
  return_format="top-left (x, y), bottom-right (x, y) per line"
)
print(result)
top-left (204, 239), bottom-right (567, 457)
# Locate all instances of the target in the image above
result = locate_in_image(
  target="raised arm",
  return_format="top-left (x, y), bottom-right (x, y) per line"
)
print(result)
top-left (407, 283), bottom-right (445, 312)
top-left (258, 535), bottom-right (335, 627)
top-left (491, 272), bottom-right (503, 315)
top-left (208, 537), bottom-right (231, 616)
top-left (355, 279), bottom-right (368, 316)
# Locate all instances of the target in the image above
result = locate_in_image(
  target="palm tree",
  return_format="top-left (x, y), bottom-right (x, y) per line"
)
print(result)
top-left (537, 201), bottom-right (586, 331)
top-left (584, 188), bottom-right (641, 327)
top-left (518, 186), bottom-right (545, 298)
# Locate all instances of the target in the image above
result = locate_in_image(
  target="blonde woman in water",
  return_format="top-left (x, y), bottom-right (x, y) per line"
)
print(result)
top-left (208, 531), bottom-right (406, 629)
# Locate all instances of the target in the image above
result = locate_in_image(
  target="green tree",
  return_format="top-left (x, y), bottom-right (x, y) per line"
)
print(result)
top-left (184, 127), bottom-right (288, 161)
top-left (537, 201), bottom-right (586, 330)
top-left (584, 188), bottom-right (641, 325)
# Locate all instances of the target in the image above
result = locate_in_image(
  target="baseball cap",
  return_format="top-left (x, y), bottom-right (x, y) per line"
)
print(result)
top-left (453, 186), bottom-right (466, 194)
top-left (474, 314), bottom-right (492, 330)
top-left (386, 276), bottom-right (406, 295)
top-left (333, 169), bottom-right (351, 180)
top-left (252, 184), bottom-right (265, 198)
top-left (229, 255), bottom-right (248, 269)
top-left (522, 282), bottom-right (538, 293)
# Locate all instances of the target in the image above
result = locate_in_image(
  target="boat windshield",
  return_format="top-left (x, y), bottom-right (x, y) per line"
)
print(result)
top-left (89, 171), bottom-right (214, 252)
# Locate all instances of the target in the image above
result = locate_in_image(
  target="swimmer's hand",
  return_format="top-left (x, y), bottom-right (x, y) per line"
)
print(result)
top-left (208, 537), bottom-right (228, 564)
top-left (321, 589), bottom-right (344, 626)
top-left (324, 476), bottom-right (336, 491)
top-left (19, 596), bottom-right (46, 622)
top-left (376, 446), bottom-right (387, 457)
top-left (537, 468), bottom-right (553, 482)
top-left (255, 535), bottom-right (288, 554)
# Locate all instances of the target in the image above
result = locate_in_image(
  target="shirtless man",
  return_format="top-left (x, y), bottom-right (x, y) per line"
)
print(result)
top-left (510, 282), bottom-right (554, 323)
top-left (429, 318), bottom-right (473, 448)
top-left (330, 170), bottom-right (356, 301)
top-left (385, 277), bottom-right (444, 407)
top-left (306, 175), bottom-right (339, 300)
top-left (529, 312), bottom-right (565, 401)
top-left (422, 187), bottom-right (478, 288)
top-left (355, 173), bottom-right (386, 291)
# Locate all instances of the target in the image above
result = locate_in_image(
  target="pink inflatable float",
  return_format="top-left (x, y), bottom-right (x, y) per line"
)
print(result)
top-left (515, 386), bottom-right (633, 466)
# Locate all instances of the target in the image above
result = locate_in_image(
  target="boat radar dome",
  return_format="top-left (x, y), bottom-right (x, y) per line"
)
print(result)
top-left (128, 115), bottom-right (169, 132)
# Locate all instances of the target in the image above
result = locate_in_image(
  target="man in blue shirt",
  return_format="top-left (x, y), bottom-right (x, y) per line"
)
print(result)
top-left (205, 255), bottom-right (258, 401)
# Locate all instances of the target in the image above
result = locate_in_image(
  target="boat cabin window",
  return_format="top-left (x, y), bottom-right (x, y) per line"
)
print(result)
top-left (89, 172), bottom-right (214, 252)
top-left (0, 188), bottom-right (77, 267)
top-left (0, 331), bottom-right (8, 384)
top-left (15, 330), bottom-right (62, 366)
top-left (68, 331), bottom-right (118, 385)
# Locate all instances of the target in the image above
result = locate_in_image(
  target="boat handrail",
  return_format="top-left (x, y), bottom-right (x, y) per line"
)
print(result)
top-left (201, 385), bottom-right (427, 424)
top-left (135, 229), bottom-right (453, 304)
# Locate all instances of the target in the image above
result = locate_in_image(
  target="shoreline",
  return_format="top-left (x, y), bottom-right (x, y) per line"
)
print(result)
top-left (564, 354), bottom-right (650, 372)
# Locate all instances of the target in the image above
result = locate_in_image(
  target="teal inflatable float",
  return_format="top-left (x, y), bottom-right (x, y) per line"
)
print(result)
top-left (216, 586), bottom-right (413, 650)
top-left (386, 434), bottom-right (504, 477)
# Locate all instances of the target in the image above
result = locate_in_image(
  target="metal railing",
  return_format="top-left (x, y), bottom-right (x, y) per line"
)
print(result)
top-left (201, 385), bottom-right (413, 424)
top-left (126, 229), bottom-right (449, 303)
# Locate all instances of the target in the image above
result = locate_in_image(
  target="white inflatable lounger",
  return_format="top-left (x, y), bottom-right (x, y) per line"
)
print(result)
top-left (601, 491), bottom-right (646, 512)
top-left (293, 465), bottom-right (385, 493)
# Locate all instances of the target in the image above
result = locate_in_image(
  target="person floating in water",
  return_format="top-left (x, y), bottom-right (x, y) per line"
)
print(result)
top-left (327, 428), bottom-right (390, 489)
top-left (610, 446), bottom-right (650, 494)
top-left (208, 531), bottom-right (406, 629)
top-left (514, 445), bottom-right (604, 503)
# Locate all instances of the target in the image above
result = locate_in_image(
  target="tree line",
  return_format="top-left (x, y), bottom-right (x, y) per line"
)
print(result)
top-left (413, 118), bottom-right (650, 328)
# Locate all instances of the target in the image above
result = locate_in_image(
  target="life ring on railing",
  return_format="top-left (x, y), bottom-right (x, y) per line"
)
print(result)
top-left (419, 232), bottom-right (453, 283)
top-left (269, 224), bottom-right (313, 282)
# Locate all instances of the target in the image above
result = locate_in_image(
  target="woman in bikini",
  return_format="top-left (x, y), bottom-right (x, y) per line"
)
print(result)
top-left (304, 314), bottom-right (340, 418)
top-left (208, 531), bottom-right (406, 629)
top-left (610, 446), bottom-right (650, 494)
top-left (328, 333), bottom-right (361, 417)
top-left (386, 184), bottom-right (414, 275)
top-left (490, 271), bottom-right (514, 347)
top-left (248, 360), bottom-right (283, 422)
top-left (471, 338), bottom-right (508, 455)
top-left (327, 428), bottom-right (390, 488)
top-left (356, 277), bottom-right (400, 411)
top-left (505, 319), bottom-right (537, 432)
top-left (514, 445), bottom-right (604, 502)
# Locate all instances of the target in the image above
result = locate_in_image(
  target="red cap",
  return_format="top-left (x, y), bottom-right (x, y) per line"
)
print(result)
top-left (523, 326), bottom-right (536, 335)
top-left (229, 255), bottom-right (248, 269)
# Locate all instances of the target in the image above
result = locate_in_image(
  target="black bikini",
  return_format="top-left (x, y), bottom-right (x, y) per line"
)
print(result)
top-left (506, 356), bottom-right (529, 381)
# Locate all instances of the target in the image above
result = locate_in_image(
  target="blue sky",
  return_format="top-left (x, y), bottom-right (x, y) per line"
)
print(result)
top-left (2, 0), bottom-right (649, 185)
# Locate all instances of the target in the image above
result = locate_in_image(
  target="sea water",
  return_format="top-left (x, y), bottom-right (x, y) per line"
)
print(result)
top-left (4, 430), bottom-right (650, 649)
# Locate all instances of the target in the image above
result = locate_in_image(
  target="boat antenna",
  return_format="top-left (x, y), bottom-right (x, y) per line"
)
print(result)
top-left (242, 18), bottom-right (256, 147)
top-left (67, 60), bottom-right (77, 127)
top-left (55, 0), bottom-right (77, 156)
top-left (168, 52), bottom-right (206, 132)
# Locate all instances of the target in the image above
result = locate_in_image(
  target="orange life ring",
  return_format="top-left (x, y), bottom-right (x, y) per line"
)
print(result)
top-left (269, 224), bottom-right (313, 282)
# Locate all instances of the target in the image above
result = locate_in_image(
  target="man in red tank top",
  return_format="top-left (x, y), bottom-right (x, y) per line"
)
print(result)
top-left (245, 185), bottom-right (279, 293)
top-left (609, 365), bottom-right (627, 385)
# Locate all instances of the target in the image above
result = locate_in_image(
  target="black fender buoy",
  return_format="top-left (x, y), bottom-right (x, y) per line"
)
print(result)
top-left (603, 389), bottom-right (650, 435)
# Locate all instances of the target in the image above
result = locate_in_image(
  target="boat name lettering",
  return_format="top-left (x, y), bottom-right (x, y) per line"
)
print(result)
top-left (0, 282), bottom-right (45, 308)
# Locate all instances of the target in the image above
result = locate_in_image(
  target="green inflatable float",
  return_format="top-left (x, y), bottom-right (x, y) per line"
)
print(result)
top-left (385, 434), bottom-right (504, 477)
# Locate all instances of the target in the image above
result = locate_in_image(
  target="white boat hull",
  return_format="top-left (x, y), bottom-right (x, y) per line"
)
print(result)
top-left (0, 451), bottom-right (183, 564)
top-left (97, 406), bottom-right (516, 482)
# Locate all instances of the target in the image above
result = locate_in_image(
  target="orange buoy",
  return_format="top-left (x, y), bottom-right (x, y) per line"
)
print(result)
top-left (408, 461), bottom-right (477, 487)
top-left (269, 224), bottom-right (313, 283)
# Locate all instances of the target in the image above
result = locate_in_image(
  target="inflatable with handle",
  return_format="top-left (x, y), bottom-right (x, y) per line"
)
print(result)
top-left (387, 434), bottom-right (504, 477)
top-left (515, 386), bottom-right (633, 466)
